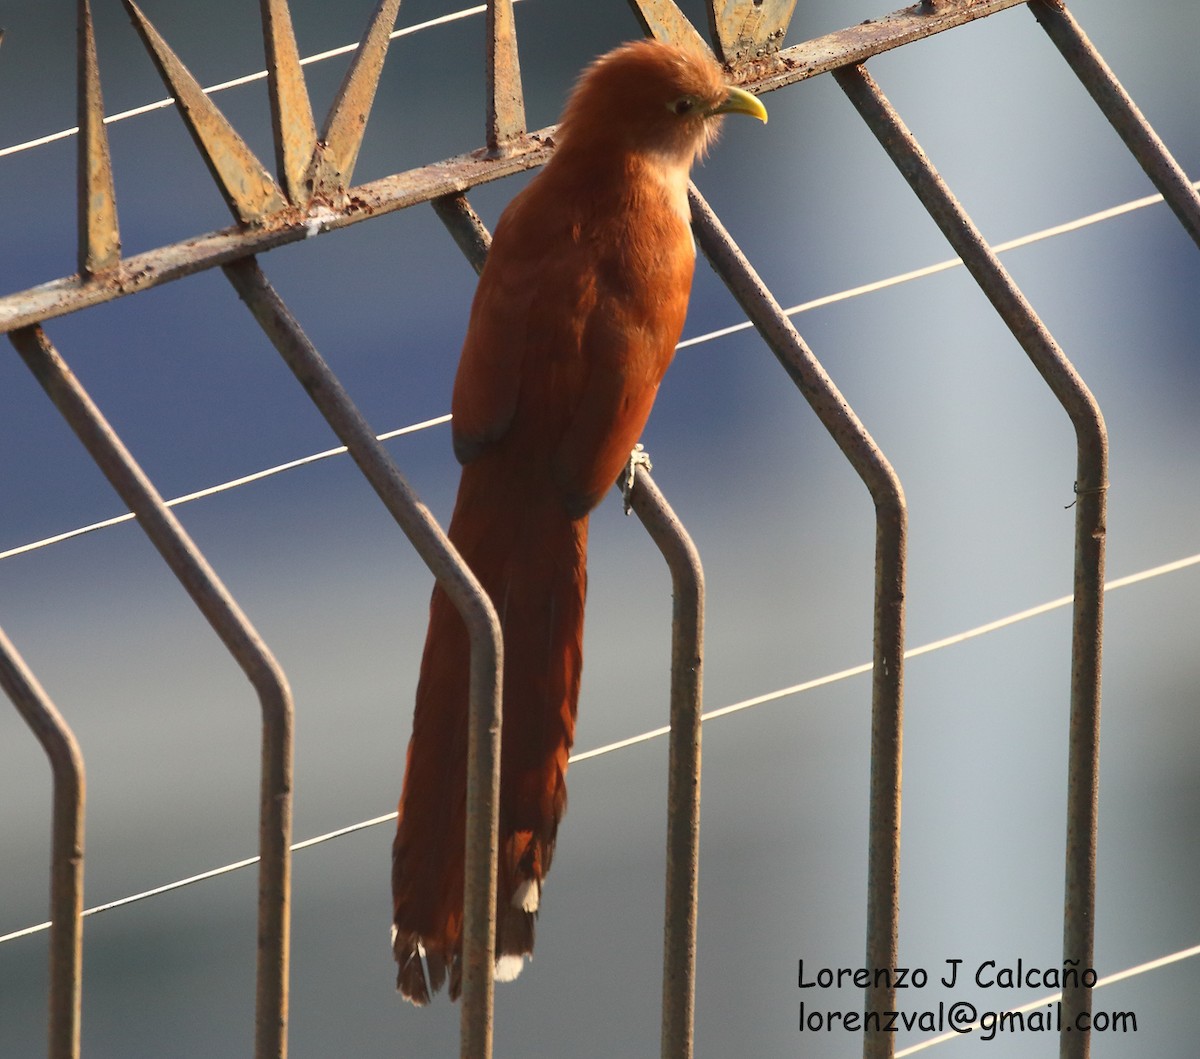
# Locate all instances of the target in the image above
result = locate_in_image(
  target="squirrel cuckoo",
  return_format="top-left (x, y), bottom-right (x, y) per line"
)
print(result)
top-left (391, 38), bottom-right (767, 1003)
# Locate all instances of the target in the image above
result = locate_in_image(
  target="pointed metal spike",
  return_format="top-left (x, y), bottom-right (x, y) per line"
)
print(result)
top-left (78, 0), bottom-right (121, 275)
top-left (486, 0), bottom-right (526, 153)
top-left (707, 0), bottom-right (798, 65)
top-left (122, 0), bottom-right (286, 224)
top-left (624, 0), bottom-right (710, 55)
top-left (307, 0), bottom-right (403, 196)
top-left (259, 0), bottom-right (318, 204)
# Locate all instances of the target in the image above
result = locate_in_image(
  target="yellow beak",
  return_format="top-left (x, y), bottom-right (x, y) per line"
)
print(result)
top-left (711, 85), bottom-right (768, 124)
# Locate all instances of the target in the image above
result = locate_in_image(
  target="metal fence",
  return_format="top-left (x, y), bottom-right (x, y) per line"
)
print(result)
top-left (2, 1), bottom-right (1197, 1057)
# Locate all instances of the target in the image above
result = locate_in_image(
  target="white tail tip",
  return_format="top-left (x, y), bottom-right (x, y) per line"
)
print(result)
top-left (495, 954), bottom-right (528, 982)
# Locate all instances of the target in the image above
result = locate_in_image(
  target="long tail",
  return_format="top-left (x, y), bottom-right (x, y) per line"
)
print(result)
top-left (391, 457), bottom-right (588, 1003)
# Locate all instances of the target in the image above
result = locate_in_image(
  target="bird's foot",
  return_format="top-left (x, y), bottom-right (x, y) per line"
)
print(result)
top-left (622, 443), bottom-right (653, 515)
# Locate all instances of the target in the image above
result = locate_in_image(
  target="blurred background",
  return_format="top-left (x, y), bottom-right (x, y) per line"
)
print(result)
top-left (1, 1), bottom-right (1197, 1056)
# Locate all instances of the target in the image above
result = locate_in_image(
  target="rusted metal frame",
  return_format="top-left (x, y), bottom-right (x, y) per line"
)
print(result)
top-left (78, 0), bottom-right (120, 275)
top-left (0, 627), bottom-right (85, 1059)
top-left (832, 63), bottom-right (1107, 1059)
top-left (0, 133), bottom-right (557, 335)
top-left (220, 258), bottom-right (503, 1059)
top-left (2, 0), bottom-right (1031, 334)
top-left (751, 0), bottom-right (1027, 92)
top-left (7, 326), bottom-right (295, 1059)
top-left (618, 465), bottom-right (706, 1059)
top-left (688, 186), bottom-right (907, 1059)
top-left (486, 0), bottom-right (526, 152)
top-left (1028, 0), bottom-right (1200, 249)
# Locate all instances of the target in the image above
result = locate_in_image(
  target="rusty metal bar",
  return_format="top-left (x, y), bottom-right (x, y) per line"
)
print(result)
top-left (753, 0), bottom-right (1026, 90)
top-left (122, 0), bottom-right (286, 224)
top-left (432, 192), bottom-right (492, 275)
top-left (307, 0), bottom-right (403, 196)
top-left (258, 0), bottom-right (319, 204)
top-left (707, 0), bottom-right (798, 65)
top-left (77, 0), bottom-right (120, 275)
top-left (619, 464), bottom-right (706, 1059)
top-left (625, 0), bottom-right (711, 59)
top-left (1028, 0), bottom-right (1200, 249)
top-left (688, 186), bottom-right (907, 1059)
top-left (0, 627), bottom-right (85, 1059)
top-left (221, 257), bottom-right (503, 1059)
top-left (485, 0), bottom-right (526, 152)
top-left (8, 325), bottom-right (295, 1059)
top-left (1, 0), bottom-right (1031, 332)
top-left (833, 63), bottom-right (1107, 1059)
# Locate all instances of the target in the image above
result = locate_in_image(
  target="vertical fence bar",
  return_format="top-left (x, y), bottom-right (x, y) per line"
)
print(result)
top-left (688, 187), bottom-right (907, 1059)
top-left (258, 0), bottom-right (319, 205)
top-left (486, 0), bottom-right (526, 152)
top-left (0, 628), bottom-right (85, 1059)
top-left (77, 0), bottom-right (120, 276)
top-left (8, 325), bottom-right (295, 1059)
top-left (618, 464), bottom-right (705, 1059)
top-left (432, 193), bottom-right (492, 275)
top-left (221, 257), bottom-right (503, 1059)
top-left (1028, 0), bottom-right (1200, 249)
top-left (832, 63), bottom-right (1108, 1059)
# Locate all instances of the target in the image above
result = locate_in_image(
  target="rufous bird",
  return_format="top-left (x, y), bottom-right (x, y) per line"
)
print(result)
top-left (391, 37), bottom-right (767, 1003)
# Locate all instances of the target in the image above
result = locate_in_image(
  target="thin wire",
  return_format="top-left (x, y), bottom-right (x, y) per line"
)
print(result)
top-left (677, 181), bottom-right (1199, 351)
top-left (896, 942), bottom-right (1200, 1056)
top-left (0, 415), bottom-right (451, 562)
top-left (3, 549), bottom-right (1196, 947)
top-left (0, 3), bottom-right (508, 160)
top-left (0, 814), bottom-right (398, 945)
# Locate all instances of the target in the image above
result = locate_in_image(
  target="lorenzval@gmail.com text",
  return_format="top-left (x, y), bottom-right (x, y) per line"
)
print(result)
top-left (796, 959), bottom-right (1138, 1042)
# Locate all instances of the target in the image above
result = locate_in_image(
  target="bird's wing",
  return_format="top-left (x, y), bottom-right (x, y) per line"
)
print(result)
top-left (547, 213), bottom-right (696, 511)
top-left (448, 182), bottom-right (591, 466)
top-left (450, 174), bottom-right (693, 516)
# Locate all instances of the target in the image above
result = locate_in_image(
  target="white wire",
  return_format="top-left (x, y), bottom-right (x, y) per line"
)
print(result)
top-left (896, 942), bottom-right (1200, 1055)
top-left (2, 549), bottom-right (1196, 947)
top-left (0, 415), bottom-right (451, 562)
top-left (0, 3), bottom-right (503, 160)
top-left (0, 814), bottom-right (398, 945)
top-left (676, 183), bottom-right (1198, 350)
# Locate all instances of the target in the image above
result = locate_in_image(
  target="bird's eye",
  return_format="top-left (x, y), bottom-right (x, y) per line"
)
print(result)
top-left (670, 96), bottom-right (697, 116)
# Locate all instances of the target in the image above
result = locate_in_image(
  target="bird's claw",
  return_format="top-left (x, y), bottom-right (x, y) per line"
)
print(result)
top-left (622, 444), bottom-right (653, 515)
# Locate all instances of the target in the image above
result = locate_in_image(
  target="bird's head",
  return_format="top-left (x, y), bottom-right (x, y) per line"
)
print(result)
top-left (556, 39), bottom-right (767, 167)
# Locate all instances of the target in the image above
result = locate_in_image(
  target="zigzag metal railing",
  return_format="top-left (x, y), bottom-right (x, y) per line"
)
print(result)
top-left (2, 1), bottom-right (1198, 1058)
top-left (0, 628), bottom-right (85, 1059)
top-left (8, 324), bottom-right (298, 1059)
